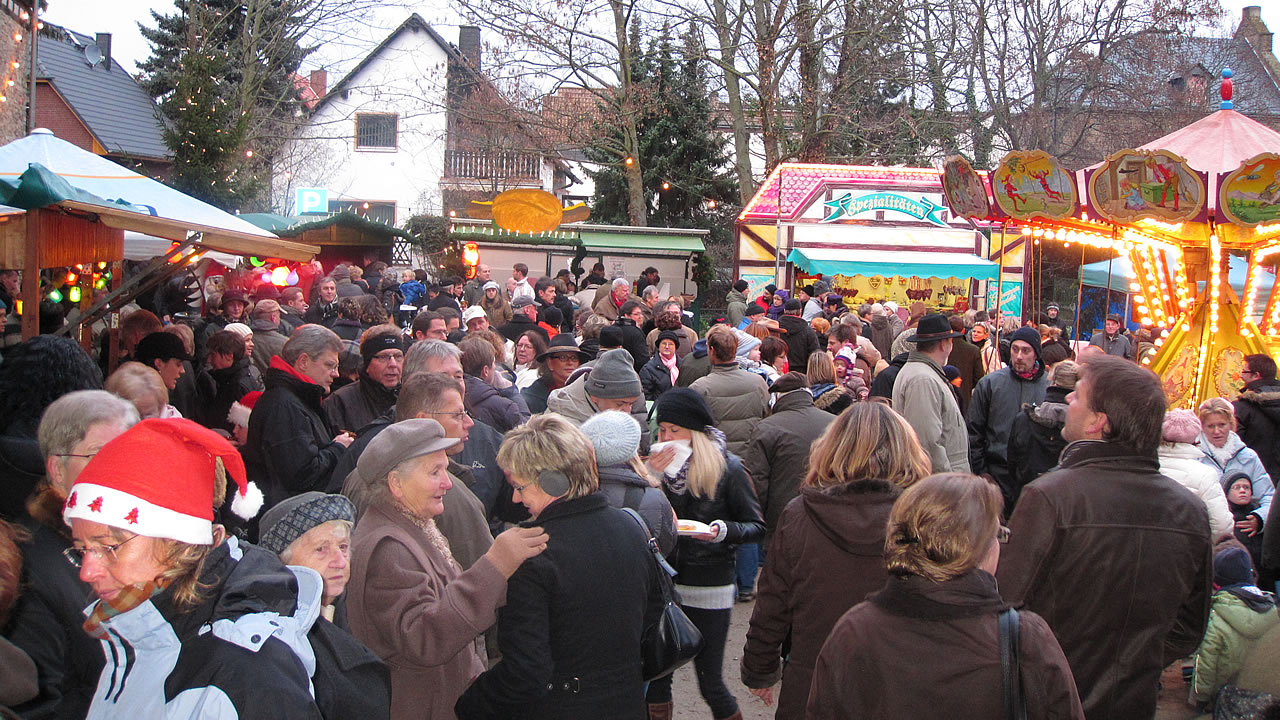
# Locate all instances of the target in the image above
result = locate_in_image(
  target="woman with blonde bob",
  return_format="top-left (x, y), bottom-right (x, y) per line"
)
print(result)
top-left (457, 414), bottom-right (661, 719)
top-left (1196, 397), bottom-right (1273, 538)
top-left (807, 473), bottom-right (1083, 719)
top-left (741, 402), bottom-right (930, 718)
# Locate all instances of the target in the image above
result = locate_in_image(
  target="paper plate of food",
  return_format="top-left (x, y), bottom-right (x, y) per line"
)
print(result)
top-left (677, 519), bottom-right (713, 536)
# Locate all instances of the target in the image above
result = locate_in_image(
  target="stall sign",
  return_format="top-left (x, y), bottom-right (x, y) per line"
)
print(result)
top-left (295, 188), bottom-right (328, 215)
top-left (821, 191), bottom-right (948, 227)
top-left (986, 281), bottom-right (1024, 317)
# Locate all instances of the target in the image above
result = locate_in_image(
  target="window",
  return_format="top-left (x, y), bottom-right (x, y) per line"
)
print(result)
top-left (355, 114), bottom-right (397, 150)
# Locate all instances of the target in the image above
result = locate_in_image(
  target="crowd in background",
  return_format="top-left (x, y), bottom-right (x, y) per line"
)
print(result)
top-left (0, 257), bottom-right (1278, 720)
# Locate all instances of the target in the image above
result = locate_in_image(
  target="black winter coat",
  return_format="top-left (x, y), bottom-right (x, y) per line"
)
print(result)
top-left (777, 314), bottom-right (820, 373)
top-left (869, 352), bottom-right (909, 400)
top-left (0, 434), bottom-right (41, 521)
top-left (740, 389), bottom-right (835, 544)
top-left (638, 353), bottom-right (675, 401)
top-left (308, 616), bottom-right (392, 720)
top-left (303, 301), bottom-right (338, 327)
top-left (663, 454), bottom-right (765, 587)
top-left (455, 494), bottom-right (661, 720)
top-left (496, 315), bottom-right (547, 344)
top-left (194, 358), bottom-right (264, 431)
top-left (1237, 379), bottom-right (1280, 490)
top-left (245, 360), bottom-right (348, 512)
top-left (331, 318), bottom-right (364, 341)
top-left (463, 374), bottom-right (528, 432)
top-left (597, 464), bottom-right (678, 555)
top-left (676, 340), bottom-right (711, 388)
top-left (6, 505), bottom-right (102, 719)
top-left (324, 374), bottom-right (397, 434)
top-left (1005, 385), bottom-right (1070, 512)
top-left (612, 317), bottom-right (650, 372)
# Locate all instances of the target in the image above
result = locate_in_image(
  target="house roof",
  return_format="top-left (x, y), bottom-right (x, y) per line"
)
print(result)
top-left (37, 25), bottom-right (170, 161)
top-left (313, 14), bottom-right (460, 114)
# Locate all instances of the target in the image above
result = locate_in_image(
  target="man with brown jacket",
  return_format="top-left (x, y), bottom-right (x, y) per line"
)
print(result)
top-left (997, 356), bottom-right (1213, 720)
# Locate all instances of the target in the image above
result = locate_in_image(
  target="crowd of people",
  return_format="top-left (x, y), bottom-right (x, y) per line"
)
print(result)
top-left (0, 258), bottom-right (1279, 720)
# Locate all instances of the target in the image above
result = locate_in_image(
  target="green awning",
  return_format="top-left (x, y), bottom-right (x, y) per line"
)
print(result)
top-left (579, 230), bottom-right (705, 253)
top-left (787, 247), bottom-right (999, 280)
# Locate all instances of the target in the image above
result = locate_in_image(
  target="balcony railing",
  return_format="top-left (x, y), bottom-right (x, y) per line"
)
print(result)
top-left (444, 150), bottom-right (542, 181)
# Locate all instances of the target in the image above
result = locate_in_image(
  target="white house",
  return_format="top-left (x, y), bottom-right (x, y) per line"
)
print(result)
top-left (274, 14), bottom-right (578, 225)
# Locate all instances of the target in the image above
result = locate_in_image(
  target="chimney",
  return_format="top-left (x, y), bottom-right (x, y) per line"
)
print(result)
top-left (458, 26), bottom-right (480, 71)
top-left (95, 33), bottom-right (111, 69)
top-left (309, 70), bottom-right (327, 98)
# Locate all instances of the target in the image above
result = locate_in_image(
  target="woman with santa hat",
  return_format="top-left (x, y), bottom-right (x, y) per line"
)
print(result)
top-left (61, 418), bottom-right (327, 719)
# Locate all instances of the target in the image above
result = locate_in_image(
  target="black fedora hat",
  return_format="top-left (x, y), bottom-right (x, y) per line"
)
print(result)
top-left (906, 313), bottom-right (965, 343)
top-left (537, 333), bottom-right (591, 363)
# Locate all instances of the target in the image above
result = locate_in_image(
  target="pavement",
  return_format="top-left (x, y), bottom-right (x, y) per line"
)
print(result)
top-left (668, 599), bottom-right (1203, 720)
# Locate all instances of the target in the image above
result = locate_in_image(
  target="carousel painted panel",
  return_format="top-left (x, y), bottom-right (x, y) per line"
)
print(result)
top-left (990, 150), bottom-right (1078, 221)
top-left (1219, 153), bottom-right (1280, 226)
top-left (1087, 149), bottom-right (1206, 224)
top-left (941, 155), bottom-right (992, 220)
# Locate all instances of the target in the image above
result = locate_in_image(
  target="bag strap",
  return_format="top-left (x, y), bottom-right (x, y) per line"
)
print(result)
top-left (620, 507), bottom-right (677, 578)
top-left (623, 485), bottom-right (646, 512)
top-left (999, 608), bottom-right (1027, 720)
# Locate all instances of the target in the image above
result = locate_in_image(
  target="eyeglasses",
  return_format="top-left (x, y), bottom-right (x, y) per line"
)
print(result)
top-left (429, 409), bottom-right (470, 421)
top-left (1241, 370), bottom-right (1259, 378)
top-left (370, 351), bottom-right (404, 363)
top-left (511, 479), bottom-right (535, 496)
top-left (997, 526), bottom-right (1012, 544)
top-left (63, 534), bottom-right (141, 568)
top-left (55, 451), bottom-right (99, 461)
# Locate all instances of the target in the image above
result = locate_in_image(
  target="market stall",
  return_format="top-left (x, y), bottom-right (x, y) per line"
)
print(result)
top-left (940, 69), bottom-right (1280, 407)
top-left (735, 164), bottom-right (1001, 314)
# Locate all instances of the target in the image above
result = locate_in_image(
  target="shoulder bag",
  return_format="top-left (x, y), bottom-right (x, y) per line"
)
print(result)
top-left (621, 507), bottom-right (704, 681)
top-left (999, 607), bottom-right (1027, 720)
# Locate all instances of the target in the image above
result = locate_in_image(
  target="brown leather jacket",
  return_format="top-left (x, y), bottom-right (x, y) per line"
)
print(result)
top-left (997, 439), bottom-right (1214, 720)
top-left (807, 571), bottom-right (1083, 719)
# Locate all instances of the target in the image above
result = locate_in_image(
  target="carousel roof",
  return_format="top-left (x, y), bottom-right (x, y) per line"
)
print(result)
top-left (1135, 108), bottom-right (1280, 175)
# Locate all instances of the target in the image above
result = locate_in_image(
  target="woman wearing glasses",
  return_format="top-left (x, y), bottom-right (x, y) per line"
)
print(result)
top-left (346, 418), bottom-right (548, 720)
top-left (60, 418), bottom-right (326, 719)
top-left (806, 473), bottom-right (1083, 719)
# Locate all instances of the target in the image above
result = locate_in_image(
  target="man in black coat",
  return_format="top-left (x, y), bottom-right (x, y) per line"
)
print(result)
top-left (946, 315), bottom-right (986, 413)
top-left (613, 301), bottom-right (651, 373)
top-left (534, 277), bottom-right (575, 334)
top-left (497, 297), bottom-right (548, 344)
top-left (244, 325), bottom-right (354, 516)
top-left (776, 299), bottom-right (820, 373)
top-left (194, 329), bottom-right (265, 432)
top-left (1239, 354), bottom-right (1280, 572)
top-left (869, 352), bottom-right (910, 400)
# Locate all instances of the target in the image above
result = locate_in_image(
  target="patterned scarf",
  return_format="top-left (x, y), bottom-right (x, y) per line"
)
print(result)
top-left (395, 501), bottom-right (461, 573)
top-left (661, 427), bottom-right (728, 496)
top-left (83, 578), bottom-right (171, 640)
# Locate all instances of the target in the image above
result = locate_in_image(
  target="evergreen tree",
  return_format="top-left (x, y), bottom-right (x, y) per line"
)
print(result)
top-left (587, 26), bottom-right (738, 250)
top-left (139, 1), bottom-right (311, 211)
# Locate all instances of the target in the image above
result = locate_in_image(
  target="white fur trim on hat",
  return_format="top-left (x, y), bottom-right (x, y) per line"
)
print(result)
top-left (230, 481), bottom-right (265, 520)
top-left (228, 401), bottom-right (252, 428)
top-left (63, 482), bottom-right (214, 545)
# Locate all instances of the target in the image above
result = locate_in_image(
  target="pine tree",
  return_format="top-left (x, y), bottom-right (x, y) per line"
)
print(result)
top-left (586, 26), bottom-right (738, 249)
top-left (139, 1), bottom-right (311, 211)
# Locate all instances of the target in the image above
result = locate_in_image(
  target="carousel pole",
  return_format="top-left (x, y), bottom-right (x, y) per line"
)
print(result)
top-left (995, 223), bottom-right (1007, 335)
top-left (1071, 242), bottom-right (1085, 344)
top-left (1106, 239), bottom-right (1116, 320)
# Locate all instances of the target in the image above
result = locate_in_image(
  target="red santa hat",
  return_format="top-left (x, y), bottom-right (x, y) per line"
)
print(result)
top-left (227, 390), bottom-right (262, 429)
top-left (63, 418), bottom-right (263, 545)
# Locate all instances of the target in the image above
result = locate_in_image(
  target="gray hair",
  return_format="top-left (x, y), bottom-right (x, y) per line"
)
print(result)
top-left (611, 277), bottom-right (630, 290)
top-left (642, 285), bottom-right (660, 301)
top-left (404, 339), bottom-right (461, 376)
top-left (279, 519), bottom-right (353, 564)
top-left (38, 390), bottom-right (140, 459)
top-left (281, 324), bottom-right (343, 364)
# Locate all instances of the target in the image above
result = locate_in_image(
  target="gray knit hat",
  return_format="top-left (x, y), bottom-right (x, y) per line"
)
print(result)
top-left (258, 492), bottom-right (355, 555)
top-left (580, 411), bottom-right (642, 467)
top-left (584, 348), bottom-right (643, 399)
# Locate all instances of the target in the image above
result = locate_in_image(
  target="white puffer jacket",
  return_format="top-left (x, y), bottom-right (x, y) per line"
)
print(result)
top-left (1159, 442), bottom-right (1234, 540)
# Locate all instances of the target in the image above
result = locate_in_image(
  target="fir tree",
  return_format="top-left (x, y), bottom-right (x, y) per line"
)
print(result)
top-left (587, 26), bottom-right (738, 251)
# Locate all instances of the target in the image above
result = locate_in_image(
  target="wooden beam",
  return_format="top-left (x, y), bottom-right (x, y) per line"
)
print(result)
top-left (20, 207), bottom-right (38, 339)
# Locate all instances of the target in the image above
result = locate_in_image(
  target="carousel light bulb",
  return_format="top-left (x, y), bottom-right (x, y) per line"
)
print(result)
top-left (1183, 324), bottom-right (1191, 332)
top-left (1022, 227), bottom-right (1032, 236)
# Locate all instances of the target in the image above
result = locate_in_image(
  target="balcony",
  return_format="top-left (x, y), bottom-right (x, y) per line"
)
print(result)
top-left (444, 150), bottom-right (543, 182)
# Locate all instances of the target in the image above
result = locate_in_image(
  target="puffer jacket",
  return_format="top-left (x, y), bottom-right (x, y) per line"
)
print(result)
top-left (776, 314), bottom-right (820, 373)
top-left (892, 353), bottom-right (970, 474)
top-left (690, 363), bottom-right (769, 457)
top-left (740, 389), bottom-right (834, 543)
top-left (725, 289), bottom-right (749, 329)
top-left (638, 353), bottom-right (675, 401)
top-left (83, 539), bottom-right (325, 719)
top-left (462, 374), bottom-right (528, 433)
top-left (967, 365), bottom-right (1049, 506)
top-left (1199, 431), bottom-right (1274, 529)
top-left (741, 481), bottom-right (900, 719)
top-left (1159, 442), bottom-right (1235, 540)
top-left (662, 451), bottom-right (765, 588)
top-left (597, 463), bottom-right (677, 556)
top-left (1192, 587), bottom-right (1280, 704)
top-left (1005, 385), bottom-right (1069, 511)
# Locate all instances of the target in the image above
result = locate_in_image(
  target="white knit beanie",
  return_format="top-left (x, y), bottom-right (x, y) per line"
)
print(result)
top-left (580, 411), bottom-right (642, 467)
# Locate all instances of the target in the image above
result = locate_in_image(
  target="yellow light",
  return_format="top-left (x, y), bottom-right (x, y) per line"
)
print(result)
top-left (1021, 227), bottom-right (1032, 236)
top-left (448, 210), bottom-right (457, 217)
top-left (708, 199), bottom-right (716, 209)
top-left (245, 150), bottom-right (254, 158)
top-left (624, 157), bottom-right (634, 166)
top-left (13, 33), bottom-right (21, 42)
top-left (662, 182), bottom-right (670, 190)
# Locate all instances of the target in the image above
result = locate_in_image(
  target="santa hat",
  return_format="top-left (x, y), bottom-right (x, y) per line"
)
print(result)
top-left (63, 418), bottom-right (263, 545)
top-left (228, 390), bottom-right (262, 429)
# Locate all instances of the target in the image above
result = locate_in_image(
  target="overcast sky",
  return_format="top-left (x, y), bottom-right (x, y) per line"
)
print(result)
top-left (38, 0), bottom-right (1278, 79)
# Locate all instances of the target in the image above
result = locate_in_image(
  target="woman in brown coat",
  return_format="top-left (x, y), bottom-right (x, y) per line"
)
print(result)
top-left (346, 419), bottom-right (549, 720)
top-left (806, 473), bottom-right (1083, 720)
top-left (740, 403), bottom-right (930, 718)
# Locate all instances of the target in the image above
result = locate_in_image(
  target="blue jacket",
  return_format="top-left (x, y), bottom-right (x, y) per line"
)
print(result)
top-left (1199, 431), bottom-right (1274, 527)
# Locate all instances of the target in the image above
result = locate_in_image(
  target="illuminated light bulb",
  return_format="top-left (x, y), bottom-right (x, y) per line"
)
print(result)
top-left (707, 199), bottom-right (717, 209)
top-left (662, 182), bottom-right (670, 190)
top-left (12, 62), bottom-right (19, 69)
top-left (1055, 229), bottom-right (1066, 240)
top-left (448, 210), bottom-right (457, 217)
top-left (1183, 324), bottom-right (1191, 332)
top-left (13, 33), bottom-right (20, 41)
top-left (68, 286), bottom-right (81, 303)
top-left (64, 272), bottom-right (76, 284)
top-left (48, 289), bottom-right (62, 303)
top-left (624, 157), bottom-right (634, 166)
top-left (1063, 242), bottom-right (1071, 248)
top-left (1022, 227), bottom-right (1032, 236)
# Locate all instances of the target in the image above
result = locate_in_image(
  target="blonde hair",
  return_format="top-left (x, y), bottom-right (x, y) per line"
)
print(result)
top-left (163, 323), bottom-right (196, 356)
top-left (684, 429), bottom-right (728, 499)
top-left (810, 317), bottom-right (831, 335)
top-left (105, 362), bottom-right (168, 417)
top-left (1198, 397), bottom-right (1236, 429)
top-left (885, 473), bottom-right (1002, 583)
top-left (806, 351), bottom-right (837, 384)
top-left (805, 403), bottom-right (930, 490)
top-left (496, 414), bottom-right (599, 500)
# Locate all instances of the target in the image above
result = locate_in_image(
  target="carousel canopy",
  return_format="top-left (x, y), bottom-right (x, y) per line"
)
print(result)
top-left (787, 247), bottom-right (999, 280)
top-left (1131, 109), bottom-right (1280, 179)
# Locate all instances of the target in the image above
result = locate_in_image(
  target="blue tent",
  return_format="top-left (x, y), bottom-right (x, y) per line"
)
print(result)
top-left (1081, 254), bottom-right (1273, 300)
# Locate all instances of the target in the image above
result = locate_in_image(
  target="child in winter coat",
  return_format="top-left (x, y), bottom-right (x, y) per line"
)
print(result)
top-left (1191, 547), bottom-right (1280, 708)
top-left (1229, 473), bottom-right (1266, 573)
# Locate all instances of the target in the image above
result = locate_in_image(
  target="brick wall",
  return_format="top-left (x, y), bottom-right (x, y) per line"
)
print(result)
top-left (33, 82), bottom-right (94, 149)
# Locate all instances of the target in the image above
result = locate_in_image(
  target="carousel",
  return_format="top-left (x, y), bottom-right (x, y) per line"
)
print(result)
top-left (941, 68), bottom-right (1280, 408)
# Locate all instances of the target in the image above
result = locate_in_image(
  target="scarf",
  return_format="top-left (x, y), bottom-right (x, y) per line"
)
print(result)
top-left (1200, 433), bottom-right (1236, 468)
top-left (662, 427), bottom-right (727, 496)
top-left (395, 501), bottom-right (461, 573)
top-left (661, 352), bottom-right (679, 386)
top-left (83, 577), bottom-right (171, 640)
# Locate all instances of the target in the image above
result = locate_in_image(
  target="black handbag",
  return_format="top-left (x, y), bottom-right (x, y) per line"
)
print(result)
top-left (621, 508), bottom-right (704, 681)
top-left (999, 608), bottom-right (1028, 720)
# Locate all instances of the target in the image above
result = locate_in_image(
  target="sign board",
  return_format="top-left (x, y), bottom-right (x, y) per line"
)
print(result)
top-left (986, 281), bottom-right (1023, 317)
top-left (740, 273), bottom-right (776, 306)
top-left (821, 191), bottom-right (948, 226)
top-left (295, 187), bottom-right (328, 215)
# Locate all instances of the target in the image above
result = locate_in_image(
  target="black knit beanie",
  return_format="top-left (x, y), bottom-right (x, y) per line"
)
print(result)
top-left (655, 387), bottom-right (717, 432)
